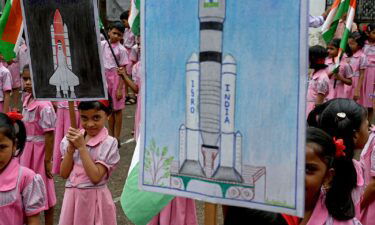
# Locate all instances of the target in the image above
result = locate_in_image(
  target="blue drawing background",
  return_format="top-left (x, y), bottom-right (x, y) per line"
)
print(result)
top-left (145, 0), bottom-right (302, 206)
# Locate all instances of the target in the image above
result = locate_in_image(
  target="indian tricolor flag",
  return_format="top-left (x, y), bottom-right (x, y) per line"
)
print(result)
top-left (129, 0), bottom-right (140, 36)
top-left (322, 0), bottom-right (356, 73)
top-left (321, 0), bottom-right (350, 44)
top-left (0, 0), bottom-right (23, 61)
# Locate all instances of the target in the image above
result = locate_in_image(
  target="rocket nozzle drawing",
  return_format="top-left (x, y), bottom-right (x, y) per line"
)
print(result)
top-left (49, 9), bottom-right (79, 98)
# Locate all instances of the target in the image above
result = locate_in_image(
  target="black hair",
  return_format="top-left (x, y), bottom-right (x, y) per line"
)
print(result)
top-left (349, 31), bottom-right (366, 48)
top-left (224, 207), bottom-right (288, 225)
top-left (78, 101), bottom-right (112, 115)
top-left (328, 38), bottom-right (341, 49)
top-left (0, 113), bottom-right (26, 157)
top-left (309, 45), bottom-right (328, 70)
top-left (22, 64), bottom-right (30, 73)
top-left (307, 98), bottom-right (367, 220)
top-left (367, 23), bottom-right (375, 33)
top-left (120, 10), bottom-right (130, 21)
top-left (109, 21), bottom-right (125, 34)
top-left (306, 127), bottom-right (336, 168)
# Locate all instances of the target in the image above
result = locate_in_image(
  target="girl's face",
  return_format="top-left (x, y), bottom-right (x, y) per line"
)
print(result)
top-left (79, 109), bottom-right (108, 137)
top-left (354, 117), bottom-right (370, 149)
top-left (0, 133), bottom-right (16, 173)
top-left (327, 45), bottom-right (339, 58)
top-left (108, 28), bottom-right (123, 44)
top-left (22, 69), bottom-right (33, 93)
top-left (305, 144), bottom-right (333, 211)
top-left (367, 30), bottom-right (375, 42)
top-left (348, 38), bottom-right (359, 53)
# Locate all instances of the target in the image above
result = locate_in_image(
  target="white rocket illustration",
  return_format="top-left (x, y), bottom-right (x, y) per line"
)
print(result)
top-left (49, 9), bottom-right (79, 98)
top-left (177, 0), bottom-right (243, 182)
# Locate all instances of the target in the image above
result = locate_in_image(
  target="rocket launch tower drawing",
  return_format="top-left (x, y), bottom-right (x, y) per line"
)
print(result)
top-left (170, 0), bottom-right (266, 201)
top-left (49, 9), bottom-right (79, 98)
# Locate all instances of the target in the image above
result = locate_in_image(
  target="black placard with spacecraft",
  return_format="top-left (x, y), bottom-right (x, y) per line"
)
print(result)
top-left (21, 0), bottom-right (107, 100)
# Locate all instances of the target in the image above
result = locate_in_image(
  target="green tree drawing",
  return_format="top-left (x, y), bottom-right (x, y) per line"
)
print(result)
top-left (144, 139), bottom-right (174, 186)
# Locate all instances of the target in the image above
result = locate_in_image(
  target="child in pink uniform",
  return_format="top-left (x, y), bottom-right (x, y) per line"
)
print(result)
top-left (19, 65), bottom-right (56, 225)
top-left (325, 39), bottom-right (353, 100)
top-left (59, 100), bottom-right (120, 225)
top-left (51, 101), bottom-right (80, 174)
top-left (307, 99), bottom-right (369, 221)
top-left (359, 127), bottom-right (375, 225)
top-left (283, 127), bottom-right (364, 225)
top-left (363, 24), bottom-right (375, 122)
top-left (101, 21), bottom-right (129, 143)
top-left (0, 112), bottom-right (47, 225)
top-left (0, 54), bottom-right (12, 113)
top-left (345, 32), bottom-right (368, 105)
top-left (307, 45), bottom-right (330, 117)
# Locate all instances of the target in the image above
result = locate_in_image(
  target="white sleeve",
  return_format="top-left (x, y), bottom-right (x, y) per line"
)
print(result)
top-left (309, 15), bottom-right (325, 28)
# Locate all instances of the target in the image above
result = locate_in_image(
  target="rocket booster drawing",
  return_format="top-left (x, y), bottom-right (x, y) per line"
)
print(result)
top-left (176, 0), bottom-right (243, 182)
top-left (49, 9), bottom-right (79, 98)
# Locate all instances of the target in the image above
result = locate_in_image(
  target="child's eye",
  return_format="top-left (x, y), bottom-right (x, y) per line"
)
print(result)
top-left (305, 164), bottom-right (317, 175)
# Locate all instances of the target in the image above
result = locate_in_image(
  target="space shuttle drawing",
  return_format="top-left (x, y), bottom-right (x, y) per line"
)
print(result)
top-left (49, 9), bottom-right (79, 98)
top-left (170, 0), bottom-right (266, 202)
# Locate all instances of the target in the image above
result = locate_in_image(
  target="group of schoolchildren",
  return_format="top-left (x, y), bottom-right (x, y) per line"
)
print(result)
top-left (2, 8), bottom-right (375, 225)
top-left (0, 11), bottom-right (143, 225)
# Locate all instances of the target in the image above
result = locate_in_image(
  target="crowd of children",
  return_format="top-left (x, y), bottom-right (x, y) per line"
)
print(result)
top-left (1, 5), bottom-right (375, 225)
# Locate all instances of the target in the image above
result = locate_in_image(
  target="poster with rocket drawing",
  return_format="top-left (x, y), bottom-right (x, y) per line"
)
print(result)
top-left (20, 0), bottom-right (107, 100)
top-left (140, 0), bottom-right (308, 216)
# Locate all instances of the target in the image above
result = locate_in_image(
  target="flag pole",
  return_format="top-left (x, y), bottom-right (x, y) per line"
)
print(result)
top-left (68, 101), bottom-right (77, 129)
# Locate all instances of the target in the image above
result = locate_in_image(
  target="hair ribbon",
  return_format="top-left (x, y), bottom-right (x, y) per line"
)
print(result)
top-left (333, 137), bottom-right (346, 158)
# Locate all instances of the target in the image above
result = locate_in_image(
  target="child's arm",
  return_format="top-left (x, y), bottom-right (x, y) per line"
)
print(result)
top-left (315, 93), bottom-right (325, 106)
top-left (27, 214), bottom-right (40, 225)
top-left (361, 178), bottom-right (375, 209)
top-left (354, 69), bottom-right (365, 101)
top-left (117, 67), bottom-right (139, 93)
top-left (116, 76), bottom-right (125, 100)
top-left (67, 127), bottom-right (107, 184)
top-left (334, 73), bottom-right (352, 85)
top-left (3, 90), bottom-right (11, 113)
top-left (60, 143), bottom-right (75, 179)
top-left (44, 131), bottom-right (54, 178)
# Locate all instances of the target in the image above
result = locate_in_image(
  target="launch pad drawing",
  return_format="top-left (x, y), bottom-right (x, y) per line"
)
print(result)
top-left (49, 9), bottom-right (79, 98)
top-left (170, 0), bottom-right (266, 201)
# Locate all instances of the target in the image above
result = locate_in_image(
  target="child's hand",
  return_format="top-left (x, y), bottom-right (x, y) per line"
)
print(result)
top-left (117, 67), bottom-right (126, 76)
top-left (45, 161), bottom-right (53, 179)
top-left (67, 127), bottom-right (86, 150)
top-left (354, 89), bottom-right (361, 101)
top-left (116, 88), bottom-right (123, 100)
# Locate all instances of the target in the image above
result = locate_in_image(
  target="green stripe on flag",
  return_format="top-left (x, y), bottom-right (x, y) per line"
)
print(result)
top-left (130, 0), bottom-right (140, 36)
top-left (0, 0), bottom-right (11, 38)
top-left (121, 163), bottom-right (174, 225)
top-left (322, 0), bottom-right (350, 43)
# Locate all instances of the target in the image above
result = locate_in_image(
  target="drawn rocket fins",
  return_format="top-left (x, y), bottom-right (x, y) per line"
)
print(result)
top-left (49, 66), bottom-right (79, 86)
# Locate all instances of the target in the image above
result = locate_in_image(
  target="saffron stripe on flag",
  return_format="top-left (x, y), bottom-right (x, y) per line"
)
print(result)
top-left (2, 0), bottom-right (22, 43)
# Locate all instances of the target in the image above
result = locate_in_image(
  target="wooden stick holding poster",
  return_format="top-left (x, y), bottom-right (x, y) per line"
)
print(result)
top-left (139, 0), bottom-right (308, 217)
top-left (204, 203), bottom-right (217, 225)
top-left (68, 101), bottom-right (77, 129)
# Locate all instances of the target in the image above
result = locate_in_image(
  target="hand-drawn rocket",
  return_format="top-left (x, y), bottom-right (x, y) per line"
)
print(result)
top-left (49, 9), bottom-right (79, 98)
top-left (178, 0), bottom-right (243, 182)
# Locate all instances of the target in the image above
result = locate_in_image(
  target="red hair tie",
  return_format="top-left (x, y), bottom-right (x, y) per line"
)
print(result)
top-left (98, 100), bottom-right (109, 108)
top-left (333, 137), bottom-right (346, 158)
top-left (6, 112), bottom-right (23, 123)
